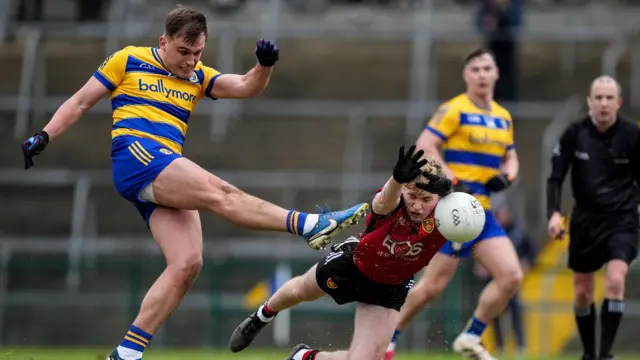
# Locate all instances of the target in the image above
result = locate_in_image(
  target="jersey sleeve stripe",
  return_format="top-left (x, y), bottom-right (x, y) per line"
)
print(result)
top-left (113, 118), bottom-right (186, 145)
top-left (111, 94), bottom-right (190, 124)
top-left (205, 74), bottom-right (222, 100)
top-left (425, 126), bottom-right (447, 140)
top-left (444, 149), bottom-right (502, 169)
top-left (93, 71), bottom-right (116, 92)
top-left (507, 144), bottom-right (515, 151)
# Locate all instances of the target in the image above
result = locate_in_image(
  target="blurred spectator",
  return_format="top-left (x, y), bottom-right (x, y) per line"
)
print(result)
top-left (473, 201), bottom-right (537, 357)
top-left (15, 0), bottom-right (43, 21)
top-left (77, 0), bottom-right (109, 21)
top-left (476, 0), bottom-right (523, 102)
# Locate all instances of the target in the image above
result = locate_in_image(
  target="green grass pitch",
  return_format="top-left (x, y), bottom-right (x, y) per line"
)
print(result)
top-left (2, 348), bottom-right (640, 360)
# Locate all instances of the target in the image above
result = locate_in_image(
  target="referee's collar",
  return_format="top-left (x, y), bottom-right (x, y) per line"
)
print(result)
top-left (587, 115), bottom-right (621, 135)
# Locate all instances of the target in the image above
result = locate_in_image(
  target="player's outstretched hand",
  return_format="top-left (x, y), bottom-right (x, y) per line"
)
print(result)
top-left (21, 131), bottom-right (49, 170)
top-left (393, 145), bottom-right (427, 184)
top-left (416, 173), bottom-right (453, 197)
top-left (255, 39), bottom-right (279, 67)
top-left (485, 173), bottom-right (512, 192)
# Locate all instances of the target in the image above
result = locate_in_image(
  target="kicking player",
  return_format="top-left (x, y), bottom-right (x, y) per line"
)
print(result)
top-left (385, 48), bottom-right (522, 360)
top-left (227, 145), bottom-right (453, 360)
top-left (20, 5), bottom-right (368, 360)
top-left (547, 76), bottom-right (640, 360)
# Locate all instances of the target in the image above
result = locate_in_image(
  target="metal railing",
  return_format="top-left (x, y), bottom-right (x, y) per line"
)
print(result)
top-left (13, 27), bottom-right (41, 139)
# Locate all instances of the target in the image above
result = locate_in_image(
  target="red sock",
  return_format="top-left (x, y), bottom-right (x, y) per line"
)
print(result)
top-left (303, 350), bottom-right (319, 360)
top-left (261, 303), bottom-right (278, 317)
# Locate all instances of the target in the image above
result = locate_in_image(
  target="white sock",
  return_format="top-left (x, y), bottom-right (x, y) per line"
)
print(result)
top-left (302, 214), bottom-right (319, 235)
top-left (386, 341), bottom-right (396, 352)
top-left (117, 346), bottom-right (143, 360)
top-left (256, 305), bottom-right (275, 323)
top-left (293, 349), bottom-right (313, 360)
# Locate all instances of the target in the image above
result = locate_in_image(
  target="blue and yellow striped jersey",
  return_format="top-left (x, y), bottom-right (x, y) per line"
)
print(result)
top-left (426, 94), bottom-right (514, 209)
top-left (93, 46), bottom-right (221, 154)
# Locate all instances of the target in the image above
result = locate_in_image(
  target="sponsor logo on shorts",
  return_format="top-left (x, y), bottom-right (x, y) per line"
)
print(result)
top-left (326, 277), bottom-right (338, 289)
top-left (159, 148), bottom-right (173, 155)
top-left (422, 217), bottom-right (434, 233)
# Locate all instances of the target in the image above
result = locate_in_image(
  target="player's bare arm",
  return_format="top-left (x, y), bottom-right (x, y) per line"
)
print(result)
top-left (415, 129), bottom-right (455, 179)
top-left (500, 148), bottom-right (519, 182)
top-left (43, 76), bottom-right (110, 141)
top-left (211, 65), bottom-right (272, 99)
top-left (210, 39), bottom-right (278, 99)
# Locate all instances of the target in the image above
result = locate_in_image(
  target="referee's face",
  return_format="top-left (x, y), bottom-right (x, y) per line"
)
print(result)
top-left (588, 80), bottom-right (621, 126)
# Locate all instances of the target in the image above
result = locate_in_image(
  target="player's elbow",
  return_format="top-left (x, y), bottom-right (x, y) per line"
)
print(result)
top-left (371, 201), bottom-right (391, 216)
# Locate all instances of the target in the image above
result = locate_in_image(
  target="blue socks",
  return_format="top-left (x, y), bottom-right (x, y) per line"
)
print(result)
top-left (465, 317), bottom-right (488, 337)
top-left (286, 210), bottom-right (310, 235)
top-left (117, 325), bottom-right (152, 359)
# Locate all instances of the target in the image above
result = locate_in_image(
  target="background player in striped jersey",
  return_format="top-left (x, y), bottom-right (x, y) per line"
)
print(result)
top-left (20, 5), bottom-right (368, 360)
top-left (227, 146), bottom-right (453, 360)
top-left (385, 48), bottom-right (522, 360)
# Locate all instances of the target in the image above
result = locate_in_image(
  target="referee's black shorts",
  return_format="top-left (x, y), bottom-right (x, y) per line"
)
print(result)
top-left (568, 207), bottom-right (639, 273)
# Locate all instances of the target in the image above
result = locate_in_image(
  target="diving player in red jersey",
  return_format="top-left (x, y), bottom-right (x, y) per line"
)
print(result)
top-left (227, 145), bottom-right (453, 360)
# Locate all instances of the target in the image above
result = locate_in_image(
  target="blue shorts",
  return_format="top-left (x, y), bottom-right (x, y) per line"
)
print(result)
top-left (111, 135), bottom-right (182, 225)
top-left (438, 210), bottom-right (506, 258)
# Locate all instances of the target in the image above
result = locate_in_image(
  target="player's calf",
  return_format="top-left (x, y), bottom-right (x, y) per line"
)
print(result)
top-left (229, 266), bottom-right (326, 352)
top-left (149, 158), bottom-right (369, 249)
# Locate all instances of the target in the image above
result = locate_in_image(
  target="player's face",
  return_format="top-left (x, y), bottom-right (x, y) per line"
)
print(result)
top-left (402, 188), bottom-right (439, 223)
top-left (587, 81), bottom-right (621, 126)
top-left (463, 54), bottom-right (498, 97)
top-left (159, 32), bottom-right (206, 79)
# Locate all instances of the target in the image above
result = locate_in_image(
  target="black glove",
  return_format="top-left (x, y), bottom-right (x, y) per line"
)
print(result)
top-left (453, 180), bottom-right (473, 194)
top-left (416, 173), bottom-right (453, 197)
top-left (21, 131), bottom-right (49, 170)
top-left (486, 174), bottom-right (512, 192)
top-left (255, 39), bottom-right (279, 67)
top-left (392, 145), bottom-right (427, 184)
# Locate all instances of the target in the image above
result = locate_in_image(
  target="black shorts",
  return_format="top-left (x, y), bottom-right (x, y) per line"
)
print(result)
top-left (315, 237), bottom-right (414, 311)
top-left (568, 208), bottom-right (640, 273)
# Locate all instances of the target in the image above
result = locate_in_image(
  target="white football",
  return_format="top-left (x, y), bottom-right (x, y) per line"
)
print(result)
top-left (434, 192), bottom-right (486, 243)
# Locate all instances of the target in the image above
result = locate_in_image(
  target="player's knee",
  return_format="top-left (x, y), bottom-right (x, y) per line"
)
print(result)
top-left (605, 272), bottom-right (626, 297)
top-left (574, 282), bottom-right (594, 306)
top-left (413, 281), bottom-right (443, 304)
top-left (497, 266), bottom-right (523, 294)
top-left (288, 276), bottom-right (313, 301)
top-left (203, 177), bottom-right (241, 214)
top-left (168, 252), bottom-right (204, 286)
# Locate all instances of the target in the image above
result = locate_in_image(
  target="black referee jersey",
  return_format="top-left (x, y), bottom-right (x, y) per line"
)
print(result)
top-left (546, 116), bottom-right (640, 218)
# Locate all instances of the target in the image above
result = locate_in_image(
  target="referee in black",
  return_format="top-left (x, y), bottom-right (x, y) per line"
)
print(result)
top-left (546, 76), bottom-right (640, 360)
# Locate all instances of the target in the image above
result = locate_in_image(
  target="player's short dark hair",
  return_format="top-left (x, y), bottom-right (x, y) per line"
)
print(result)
top-left (464, 48), bottom-right (496, 64)
top-left (165, 5), bottom-right (208, 45)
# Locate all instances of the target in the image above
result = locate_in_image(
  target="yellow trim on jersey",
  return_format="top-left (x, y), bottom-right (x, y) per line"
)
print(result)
top-left (113, 104), bottom-right (188, 134)
top-left (113, 128), bottom-right (182, 154)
